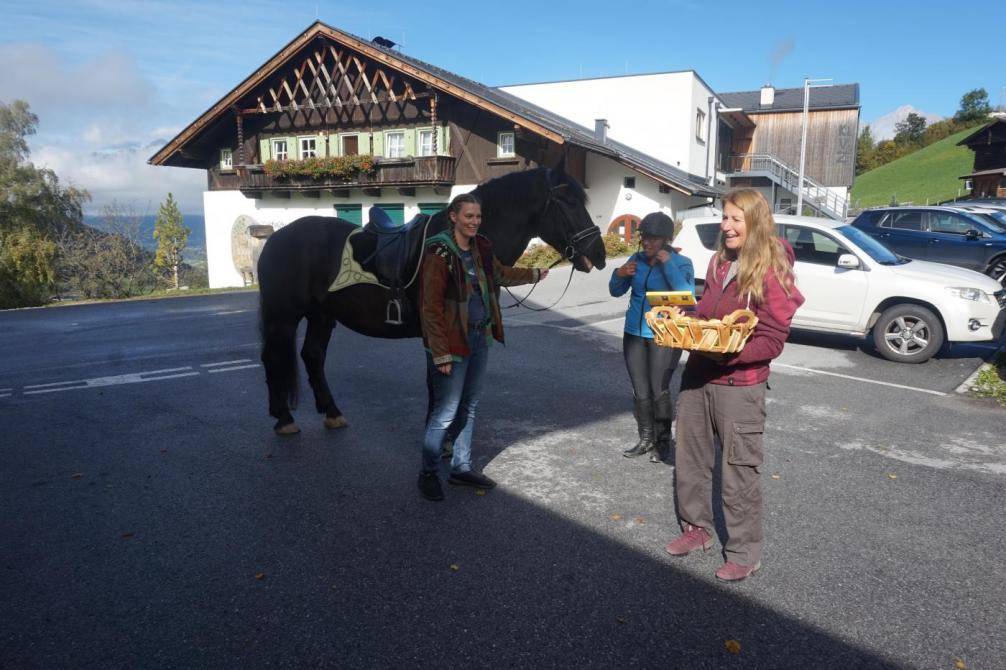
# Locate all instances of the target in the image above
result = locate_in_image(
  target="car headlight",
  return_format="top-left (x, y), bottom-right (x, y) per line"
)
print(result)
top-left (946, 287), bottom-right (991, 304)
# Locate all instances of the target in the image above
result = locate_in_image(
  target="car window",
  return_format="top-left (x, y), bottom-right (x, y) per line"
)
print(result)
top-left (974, 211), bottom-right (1006, 232)
top-left (889, 211), bottom-right (924, 231)
top-left (838, 225), bottom-right (904, 265)
top-left (781, 225), bottom-right (850, 266)
top-left (929, 211), bottom-right (974, 235)
top-left (855, 210), bottom-right (886, 227)
top-left (694, 223), bottom-right (720, 250)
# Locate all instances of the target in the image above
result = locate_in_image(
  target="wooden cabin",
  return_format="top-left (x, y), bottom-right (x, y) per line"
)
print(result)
top-left (958, 117), bottom-right (1006, 198)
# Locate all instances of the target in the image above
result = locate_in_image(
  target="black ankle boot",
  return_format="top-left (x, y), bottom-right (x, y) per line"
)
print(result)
top-left (650, 392), bottom-right (672, 463)
top-left (624, 398), bottom-right (655, 458)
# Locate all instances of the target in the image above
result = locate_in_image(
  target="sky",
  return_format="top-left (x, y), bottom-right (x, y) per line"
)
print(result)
top-left (2, 0), bottom-right (1003, 214)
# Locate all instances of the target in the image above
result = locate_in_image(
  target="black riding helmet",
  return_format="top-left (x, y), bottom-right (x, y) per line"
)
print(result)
top-left (638, 212), bottom-right (674, 239)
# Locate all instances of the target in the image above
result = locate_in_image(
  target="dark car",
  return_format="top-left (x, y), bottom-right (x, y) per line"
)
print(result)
top-left (850, 206), bottom-right (1006, 285)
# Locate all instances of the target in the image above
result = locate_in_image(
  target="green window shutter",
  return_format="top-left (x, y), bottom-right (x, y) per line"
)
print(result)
top-left (337, 204), bottom-right (363, 226)
top-left (404, 129), bottom-right (416, 157)
top-left (438, 126), bottom-right (448, 155)
top-left (317, 134), bottom-right (328, 158)
top-left (418, 202), bottom-right (446, 217)
top-left (259, 138), bottom-right (271, 162)
top-left (370, 132), bottom-right (383, 158)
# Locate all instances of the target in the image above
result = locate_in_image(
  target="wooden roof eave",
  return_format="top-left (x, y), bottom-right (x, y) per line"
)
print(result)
top-left (149, 22), bottom-right (564, 167)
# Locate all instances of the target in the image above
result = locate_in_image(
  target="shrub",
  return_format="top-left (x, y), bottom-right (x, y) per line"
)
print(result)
top-left (263, 154), bottom-right (377, 180)
top-left (971, 353), bottom-right (1006, 407)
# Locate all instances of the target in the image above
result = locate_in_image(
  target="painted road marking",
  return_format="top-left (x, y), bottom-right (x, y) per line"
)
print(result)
top-left (208, 364), bottom-right (261, 373)
top-left (773, 363), bottom-right (948, 397)
top-left (24, 367), bottom-right (199, 395)
top-left (214, 310), bottom-right (249, 315)
top-left (201, 359), bottom-right (253, 368)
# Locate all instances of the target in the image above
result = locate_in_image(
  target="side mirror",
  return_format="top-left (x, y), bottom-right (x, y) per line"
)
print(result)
top-left (965, 229), bottom-right (981, 240)
top-left (837, 253), bottom-right (861, 269)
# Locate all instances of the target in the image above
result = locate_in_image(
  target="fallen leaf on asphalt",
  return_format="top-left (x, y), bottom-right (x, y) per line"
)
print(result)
top-left (887, 473), bottom-right (897, 480)
top-left (475, 489), bottom-right (486, 496)
top-left (119, 532), bottom-right (134, 539)
top-left (615, 616), bottom-right (626, 624)
top-left (954, 660), bottom-right (967, 669)
top-left (771, 473), bottom-right (781, 480)
top-left (449, 564), bottom-right (460, 572)
top-left (633, 516), bottom-right (645, 525)
top-left (610, 514), bottom-right (622, 521)
top-left (254, 573), bottom-right (266, 580)
top-left (71, 473), bottom-right (83, 479)
top-left (725, 639), bottom-right (741, 654)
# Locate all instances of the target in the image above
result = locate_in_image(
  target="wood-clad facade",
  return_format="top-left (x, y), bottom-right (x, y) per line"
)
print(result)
top-left (959, 119), bottom-right (1006, 198)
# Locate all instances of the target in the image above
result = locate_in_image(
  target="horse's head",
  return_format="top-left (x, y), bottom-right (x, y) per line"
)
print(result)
top-left (538, 163), bottom-right (607, 272)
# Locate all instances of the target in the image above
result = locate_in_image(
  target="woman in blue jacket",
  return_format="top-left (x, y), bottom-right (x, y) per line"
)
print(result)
top-left (609, 212), bottom-right (695, 463)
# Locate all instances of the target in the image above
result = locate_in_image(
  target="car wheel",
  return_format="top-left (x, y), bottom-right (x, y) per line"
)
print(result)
top-left (986, 255), bottom-right (1006, 286)
top-left (871, 304), bottom-right (944, 364)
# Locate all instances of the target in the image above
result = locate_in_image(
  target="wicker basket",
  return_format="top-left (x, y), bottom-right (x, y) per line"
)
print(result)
top-left (644, 308), bottom-right (759, 353)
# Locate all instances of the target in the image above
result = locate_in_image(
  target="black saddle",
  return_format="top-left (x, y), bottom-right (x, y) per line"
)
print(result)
top-left (358, 207), bottom-right (431, 324)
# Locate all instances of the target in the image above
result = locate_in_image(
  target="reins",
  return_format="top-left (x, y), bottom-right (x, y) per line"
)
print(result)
top-left (503, 182), bottom-right (601, 312)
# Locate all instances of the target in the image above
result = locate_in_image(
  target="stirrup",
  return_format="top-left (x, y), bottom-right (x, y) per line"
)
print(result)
top-left (385, 299), bottom-right (404, 326)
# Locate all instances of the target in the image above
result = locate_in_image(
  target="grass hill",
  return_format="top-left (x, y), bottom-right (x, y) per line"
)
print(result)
top-left (83, 213), bottom-right (206, 267)
top-left (850, 125), bottom-right (983, 208)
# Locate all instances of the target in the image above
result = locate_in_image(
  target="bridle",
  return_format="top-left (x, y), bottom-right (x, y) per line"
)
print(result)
top-left (503, 181), bottom-right (602, 311)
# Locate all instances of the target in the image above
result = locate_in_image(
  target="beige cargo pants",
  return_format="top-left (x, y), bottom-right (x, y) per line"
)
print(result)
top-left (674, 380), bottom-right (767, 567)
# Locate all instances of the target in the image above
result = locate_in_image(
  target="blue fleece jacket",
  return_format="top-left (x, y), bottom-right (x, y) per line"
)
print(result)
top-left (609, 250), bottom-right (695, 338)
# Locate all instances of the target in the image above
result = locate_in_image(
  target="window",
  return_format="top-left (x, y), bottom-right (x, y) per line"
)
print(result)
top-left (695, 223), bottom-right (721, 250)
top-left (497, 131), bottom-right (515, 158)
top-left (888, 211), bottom-right (923, 231)
top-left (623, 176), bottom-right (636, 189)
top-left (695, 108), bottom-right (707, 143)
top-left (299, 137), bottom-right (317, 159)
top-left (220, 148), bottom-right (233, 170)
top-left (929, 212), bottom-right (974, 235)
top-left (385, 131), bottom-right (405, 158)
top-left (272, 139), bottom-right (288, 161)
top-left (342, 135), bottom-right (359, 156)
top-left (782, 225), bottom-right (849, 266)
top-left (418, 129), bottom-right (435, 156)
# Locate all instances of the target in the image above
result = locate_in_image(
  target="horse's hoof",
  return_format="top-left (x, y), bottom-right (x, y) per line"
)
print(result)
top-left (274, 422), bottom-right (301, 435)
top-left (324, 415), bottom-right (348, 429)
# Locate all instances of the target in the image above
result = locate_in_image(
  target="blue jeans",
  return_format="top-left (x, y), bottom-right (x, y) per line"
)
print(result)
top-left (422, 327), bottom-right (489, 474)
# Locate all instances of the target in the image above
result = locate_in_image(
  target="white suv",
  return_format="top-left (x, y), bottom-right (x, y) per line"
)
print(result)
top-left (676, 214), bottom-right (1006, 363)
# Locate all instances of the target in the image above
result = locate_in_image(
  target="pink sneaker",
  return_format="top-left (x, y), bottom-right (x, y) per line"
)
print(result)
top-left (665, 525), bottom-right (713, 556)
top-left (715, 561), bottom-right (761, 582)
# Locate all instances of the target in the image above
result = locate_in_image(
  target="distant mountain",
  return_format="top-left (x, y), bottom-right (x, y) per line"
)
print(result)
top-left (83, 213), bottom-right (206, 266)
top-left (869, 105), bottom-right (944, 141)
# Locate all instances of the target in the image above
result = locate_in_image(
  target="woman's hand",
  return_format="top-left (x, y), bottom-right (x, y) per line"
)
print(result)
top-left (616, 260), bottom-right (637, 278)
top-left (656, 249), bottom-right (672, 264)
top-left (537, 268), bottom-right (550, 281)
top-left (437, 363), bottom-right (452, 375)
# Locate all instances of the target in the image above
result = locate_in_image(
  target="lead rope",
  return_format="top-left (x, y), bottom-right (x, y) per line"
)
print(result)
top-left (502, 247), bottom-right (575, 311)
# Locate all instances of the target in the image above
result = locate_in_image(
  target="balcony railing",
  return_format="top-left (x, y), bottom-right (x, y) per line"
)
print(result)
top-left (208, 155), bottom-right (457, 193)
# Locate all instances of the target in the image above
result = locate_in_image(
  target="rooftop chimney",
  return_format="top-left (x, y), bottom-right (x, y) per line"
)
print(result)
top-left (760, 85), bottom-right (775, 107)
top-left (595, 118), bottom-right (609, 143)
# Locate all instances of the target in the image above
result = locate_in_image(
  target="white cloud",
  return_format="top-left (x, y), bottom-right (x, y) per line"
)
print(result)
top-left (33, 142), bottom-right (205, 214)
top-left (868, 105), bottom-right (944, 142)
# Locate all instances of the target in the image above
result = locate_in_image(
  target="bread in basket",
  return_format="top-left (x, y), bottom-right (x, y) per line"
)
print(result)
top-left (644, 307), bottom-right (759, 354)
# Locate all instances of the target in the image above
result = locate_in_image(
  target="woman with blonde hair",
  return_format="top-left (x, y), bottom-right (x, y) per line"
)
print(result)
top-left (664, 189), bottom-right (804, 581)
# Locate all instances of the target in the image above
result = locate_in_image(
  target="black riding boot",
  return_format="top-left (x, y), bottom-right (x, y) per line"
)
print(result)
top-left (651, 391), bottom-right (673, 463)
top-left (624, 397), bottom-right (656, 458)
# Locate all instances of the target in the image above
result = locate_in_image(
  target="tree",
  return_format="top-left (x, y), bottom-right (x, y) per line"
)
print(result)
top-left (893, 112), bottom-right (927, 146)
top-left (0, 99), bottom-right (88, 308)
top-left (954, 88), bottom-right (992, 124)
top-left (153, 193), bottom-right (190, 289)
top-left (856, 124), bottom-right (876, 175)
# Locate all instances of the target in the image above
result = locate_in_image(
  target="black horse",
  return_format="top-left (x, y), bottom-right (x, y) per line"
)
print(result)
top-left (257, 164), bottom-right (607, 434)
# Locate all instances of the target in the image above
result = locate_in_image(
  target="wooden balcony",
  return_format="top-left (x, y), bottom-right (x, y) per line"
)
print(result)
top-left (208, 155), bottom-right (457, 197)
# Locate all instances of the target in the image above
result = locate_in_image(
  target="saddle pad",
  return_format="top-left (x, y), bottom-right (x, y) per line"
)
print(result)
top-left (328, 229), bottom-right (384, 293)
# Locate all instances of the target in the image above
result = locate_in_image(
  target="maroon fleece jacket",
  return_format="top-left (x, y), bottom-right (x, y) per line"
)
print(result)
top-left (683, 240), bottom-right (805, 387)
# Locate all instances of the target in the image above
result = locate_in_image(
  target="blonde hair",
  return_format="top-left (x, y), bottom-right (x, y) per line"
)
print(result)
top-left (717, 189), bottom-right (795, 303)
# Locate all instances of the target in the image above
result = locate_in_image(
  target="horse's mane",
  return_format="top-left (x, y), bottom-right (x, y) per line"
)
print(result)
top-left (473, 168), bottom-right (588, 207)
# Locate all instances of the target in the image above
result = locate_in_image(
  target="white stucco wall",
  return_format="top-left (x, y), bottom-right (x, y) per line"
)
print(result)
top-left (203, 187), bottom-right (474, 289)
top-left (502, 72), bottom-right (718, 177)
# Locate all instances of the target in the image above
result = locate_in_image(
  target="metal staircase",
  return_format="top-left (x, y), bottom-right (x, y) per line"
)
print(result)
top-left (728, 154), bottom-right (848, 220)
